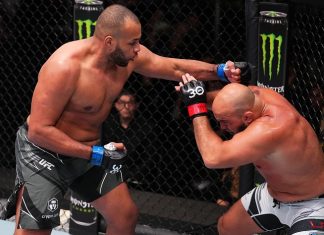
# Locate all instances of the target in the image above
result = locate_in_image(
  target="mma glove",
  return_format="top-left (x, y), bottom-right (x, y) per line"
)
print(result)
top-left (90, 143), bottom-right (127, 173)
top-left (217, 61), bottom-right (251, 85)
top-left (181, 80), bottom-right (208, 119)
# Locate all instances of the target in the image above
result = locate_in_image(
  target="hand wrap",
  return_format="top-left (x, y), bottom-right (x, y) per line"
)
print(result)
top-left (90, 143), bottom-right (127, 173)
top-left (217, 63), bottom-right (229, 82)
top-left (217, 61), bottom-right (252, 84)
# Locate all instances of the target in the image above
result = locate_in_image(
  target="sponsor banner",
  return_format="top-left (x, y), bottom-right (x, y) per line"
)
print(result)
top-left (70, 1), bottom-right (103, 234)
top-left (69, 193), bottom-right (98, 235)
top-left (257, 10), bottom-right (288, 95)
top-left (73, 0), bottom-right (104, 40)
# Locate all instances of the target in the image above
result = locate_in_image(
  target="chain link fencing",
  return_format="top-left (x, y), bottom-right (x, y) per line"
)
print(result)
top-left (0, 0), bottom-right (323, 234)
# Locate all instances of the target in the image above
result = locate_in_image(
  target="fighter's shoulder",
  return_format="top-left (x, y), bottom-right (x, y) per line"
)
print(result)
top-left (135, 44), bottom-right (159, 61)
top-left (53, 42), bottom-right (80, 61)
top-left (252, 109), bottom-right (292, 143)
top-left (42, 43), bottom-right (80, 74)
top-left (138, 44), bottom-right (151, 54)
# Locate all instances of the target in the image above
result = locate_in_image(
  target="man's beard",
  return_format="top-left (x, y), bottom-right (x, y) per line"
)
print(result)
top-left (224, 123), bottom-right (246, 136)
top-left (236, 123), bottom-right (247, 133)
top-left (111, 47), bottom-right (129, 67)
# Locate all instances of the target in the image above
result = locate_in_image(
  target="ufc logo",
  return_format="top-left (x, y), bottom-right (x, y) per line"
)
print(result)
top-left (188, 86), bottom-right (205, 98)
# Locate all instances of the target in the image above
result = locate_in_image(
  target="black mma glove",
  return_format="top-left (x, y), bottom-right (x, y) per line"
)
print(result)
top-left (180, 80), bottom-right (208, 119)
top-left (90, 143), bottom-right (127, 173)
top-left (234, 62), bottom-right (251, 85)
top-left (217, 61), bottom-right (251, 85)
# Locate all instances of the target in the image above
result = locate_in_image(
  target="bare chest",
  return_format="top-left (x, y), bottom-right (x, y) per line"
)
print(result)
top-left (66, 68), bottom-right (128, 115)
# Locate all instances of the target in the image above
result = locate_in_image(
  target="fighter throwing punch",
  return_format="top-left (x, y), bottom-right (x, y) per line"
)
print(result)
top-left (2, 4), bottom-right (247, 235)
top-left (179, 74), bottom-right (324, 235)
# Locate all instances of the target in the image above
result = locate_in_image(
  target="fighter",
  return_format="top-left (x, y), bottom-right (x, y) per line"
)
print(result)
top-left (2, 4), bottom-right (248, 235)
top-left (179, 73), bottom-right (324, 235)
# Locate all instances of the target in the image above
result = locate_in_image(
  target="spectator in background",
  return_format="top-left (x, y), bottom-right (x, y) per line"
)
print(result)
top-left (103, 90), bottom-right (157, 188)
top-left (307, 83), bottom-right (324, 138)
top-left (216, 167), bottom-right (239, 207)
top-left (286, 66), bottom-right (323, 139)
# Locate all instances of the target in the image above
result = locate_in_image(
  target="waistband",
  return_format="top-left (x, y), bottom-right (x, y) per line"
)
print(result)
top-left (274, 194), bottom-right (324, 207)
top-left (23, 122), bottom-right (28, 129)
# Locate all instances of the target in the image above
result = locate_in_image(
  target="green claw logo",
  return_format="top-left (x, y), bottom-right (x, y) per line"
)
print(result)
top-left (75, 19), bottom-right (97, 39)
top-left (260, 33), bottom-right (283, 81)
top-left (83, 0), bottom-right (94, 4)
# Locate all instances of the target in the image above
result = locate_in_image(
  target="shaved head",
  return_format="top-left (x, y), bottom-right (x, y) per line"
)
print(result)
top-left (94, 4), bottom-right (140, 38)
top-left (213, 83), bottom-right (255, 117)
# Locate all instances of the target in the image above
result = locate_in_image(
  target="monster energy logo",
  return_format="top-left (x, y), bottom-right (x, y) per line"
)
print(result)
top-left (260, 33), bottom-right (283, 81)
top-left (75, 19), bottom-right (96, 39)
top-left (83, 0), bottom-right (94, 3)
top-left (260, 11), bottom-right (287, 18)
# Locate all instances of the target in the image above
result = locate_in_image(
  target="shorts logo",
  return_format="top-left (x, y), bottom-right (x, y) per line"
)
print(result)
top-left (47, 198), bottom-right (58, 212)
top-left (39, 159), bottom-right (54, 171)
top-left (309, 220), bottom-right (324, 229)
top-left (109, 164), bottom-right (122, 174)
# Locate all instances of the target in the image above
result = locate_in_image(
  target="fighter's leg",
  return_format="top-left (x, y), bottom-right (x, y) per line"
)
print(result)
top-left (13, 124), bottom-right (65, 234)
top-left (14, 186), bottom-right (51, 235)
top-left (288, 197), bottom-right (324, 235)
top-left (217, 199), bottom-right (264, 235)
top-left (91, 182), bottom-right (138, 235)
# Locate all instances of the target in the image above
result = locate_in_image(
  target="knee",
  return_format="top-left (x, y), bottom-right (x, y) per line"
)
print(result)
top-left (108, 201), bottom-right (139, 226)
top-left (217, 215), bottom-right (230, 235)
top-left (124, 201), bottom-right (139, 224)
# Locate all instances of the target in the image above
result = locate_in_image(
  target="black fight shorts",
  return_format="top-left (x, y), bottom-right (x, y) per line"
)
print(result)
top-left (2, 123), bottom-right (127, 229)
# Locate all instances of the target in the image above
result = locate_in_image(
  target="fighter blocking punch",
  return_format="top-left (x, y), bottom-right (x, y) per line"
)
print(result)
top-left (181, 79), bottom-right (208, 118)
top-left (179, 73), bottom-right (324, 235)
top-left (181, 61), bottom-right (251, 118)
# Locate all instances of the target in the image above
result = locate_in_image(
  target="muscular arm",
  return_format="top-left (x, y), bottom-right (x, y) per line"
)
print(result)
top-left (28, 59), bottom-right (92, 159)
top-left (192, 116), bottom-right (273, 168)
top-left (134, 45), bottom-right (239, 82)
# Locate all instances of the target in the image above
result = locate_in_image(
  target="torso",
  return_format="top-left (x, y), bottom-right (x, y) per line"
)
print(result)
top-left (250, 86), bottom-right (324, 201)
top-left (29, 39), bottom-right (133, 145)
top-left (57, 66), bottom-right (128, 144)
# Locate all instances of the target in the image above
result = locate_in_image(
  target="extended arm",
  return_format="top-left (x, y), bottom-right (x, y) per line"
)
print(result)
top-left (133, 45), bottom-right (241, 83)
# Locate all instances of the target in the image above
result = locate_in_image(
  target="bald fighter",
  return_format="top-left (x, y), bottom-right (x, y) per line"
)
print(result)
top-left (179, 74), bottom-right (324, 235)
top-left (2, 4), bottom-right (246, 235)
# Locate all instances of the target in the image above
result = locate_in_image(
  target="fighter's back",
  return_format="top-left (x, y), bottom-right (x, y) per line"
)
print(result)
top-left (250, 86), bottom-right (324, 201)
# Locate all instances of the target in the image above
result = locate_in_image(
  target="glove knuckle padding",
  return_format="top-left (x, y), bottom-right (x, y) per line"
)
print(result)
top-left (180, 80), bottom-right (208, 118)
top-left (105, 149), bottom-right (126, 160)
top-left (234, 62), bottom-right (252, 85)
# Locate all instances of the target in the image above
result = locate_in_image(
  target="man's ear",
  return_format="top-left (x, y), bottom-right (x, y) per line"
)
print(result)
top-left (242, 111), bottom-right (254, 125)
top-left (104, 36), bottom-right (114, 50)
